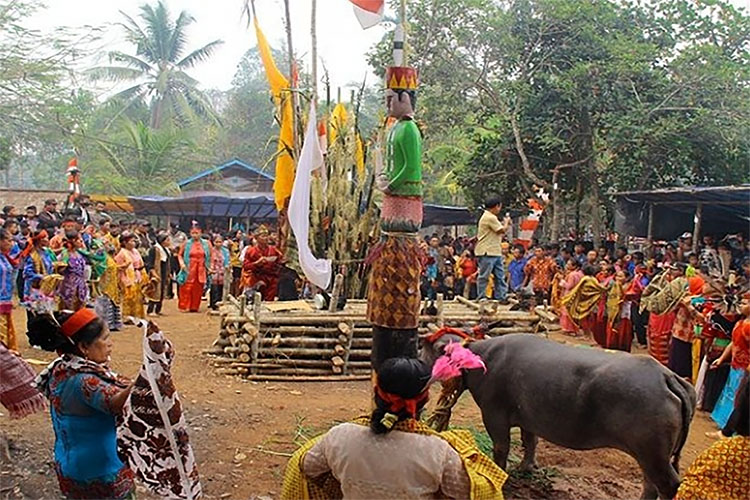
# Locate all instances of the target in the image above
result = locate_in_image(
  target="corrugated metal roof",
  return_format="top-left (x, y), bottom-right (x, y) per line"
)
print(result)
top-left (177, 158), bottom-right (273, 188)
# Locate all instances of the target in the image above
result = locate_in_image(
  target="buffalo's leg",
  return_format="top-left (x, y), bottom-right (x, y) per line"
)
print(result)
top-left (519, 428), bottom-right (538, 472)
top-left (640, 476), bottom-right (658, 500)
top-left (481, 412), bottom-right (511, 470)
top-left (637, 455), bottom-right (680, 500)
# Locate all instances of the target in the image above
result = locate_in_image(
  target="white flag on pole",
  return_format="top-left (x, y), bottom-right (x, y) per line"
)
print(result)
top-left (288, 102), bottom-right (332, 290)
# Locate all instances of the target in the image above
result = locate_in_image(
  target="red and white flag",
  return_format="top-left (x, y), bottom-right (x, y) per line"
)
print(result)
top-left (349, 0), bottom-right (384, 29)
top-left (514, 187), bottom-right (549, 250)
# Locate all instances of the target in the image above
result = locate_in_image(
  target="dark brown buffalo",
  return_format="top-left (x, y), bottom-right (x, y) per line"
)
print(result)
top-left (422, 333), bottom-right (696, 499)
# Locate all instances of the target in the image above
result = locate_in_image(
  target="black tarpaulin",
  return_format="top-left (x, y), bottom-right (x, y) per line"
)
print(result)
top-left (614, 185), bottom-right (750, 240)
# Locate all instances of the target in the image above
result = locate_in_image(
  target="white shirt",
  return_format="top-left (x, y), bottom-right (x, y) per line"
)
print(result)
top-left (302, 423), bottom-right (470, 499)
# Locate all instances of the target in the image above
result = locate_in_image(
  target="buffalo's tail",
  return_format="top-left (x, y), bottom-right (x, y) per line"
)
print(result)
top-left (665, 373), bottom-right (696, 473)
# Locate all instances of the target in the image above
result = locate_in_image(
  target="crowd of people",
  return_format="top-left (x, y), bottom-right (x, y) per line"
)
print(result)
top-left (0, 200), bottom-right (291, 352)
top-left (421, 198), bottom-right (750, 431)
top-left (2, 195), bottom-right (750, 500)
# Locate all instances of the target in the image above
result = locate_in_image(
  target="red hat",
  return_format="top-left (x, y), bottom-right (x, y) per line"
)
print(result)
top-left (61, 308), bottom-right (98, 337)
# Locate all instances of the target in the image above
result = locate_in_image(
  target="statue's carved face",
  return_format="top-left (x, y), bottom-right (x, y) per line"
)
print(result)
top-left (386, 89), bottom-right (413, 119)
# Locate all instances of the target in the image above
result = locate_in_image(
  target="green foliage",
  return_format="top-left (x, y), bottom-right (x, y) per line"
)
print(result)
top-left (0, 0), bottom-right (100, 187)
top-left (369, 0), bottom-right (750, 227)
top-left (206, 48), bottom-right (277, 171)
top-left (83, 120), bottom-right (194, 195)
top-left (89, 0), bottom-right (223, 129)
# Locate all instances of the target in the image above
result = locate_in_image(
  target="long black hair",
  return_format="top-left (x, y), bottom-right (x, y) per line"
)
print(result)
top-left (371, 357), bottom-right (431, 434)
top-left (27, 310), bottom-right (105, 355)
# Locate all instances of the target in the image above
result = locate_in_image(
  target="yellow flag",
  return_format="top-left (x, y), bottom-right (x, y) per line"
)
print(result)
top-left (254, 18), bottom-right (295, 210)
top-left (329, 102), bottom-right (349, 144)
top-left (328, 103), bottom-right (365, 178)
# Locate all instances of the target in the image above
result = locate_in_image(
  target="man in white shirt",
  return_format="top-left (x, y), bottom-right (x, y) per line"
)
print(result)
top-left (474, 197), bottom-right (511, 303)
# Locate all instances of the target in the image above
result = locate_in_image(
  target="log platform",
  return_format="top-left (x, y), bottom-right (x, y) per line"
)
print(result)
top-left (205, 288), bottom-right (540, 381)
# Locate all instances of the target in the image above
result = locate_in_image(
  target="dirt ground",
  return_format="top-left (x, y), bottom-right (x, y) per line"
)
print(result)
top-left (1, 301), bottom-right (719, 500)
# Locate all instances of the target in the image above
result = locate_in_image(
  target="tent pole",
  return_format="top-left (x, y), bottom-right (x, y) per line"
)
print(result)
top-left (646, 203), bottom-right (654, 258)
top-left (692, 203), bottom-right (703, 254)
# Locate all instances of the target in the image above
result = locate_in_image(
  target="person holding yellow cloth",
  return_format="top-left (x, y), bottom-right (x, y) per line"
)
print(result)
top-left (281, 358), bottom-right (507, 499)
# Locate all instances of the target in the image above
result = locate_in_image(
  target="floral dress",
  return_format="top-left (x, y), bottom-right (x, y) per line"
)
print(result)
top-left (59, 250), bottom-right (89, 310)
top-left (34, 355), bottom-right (134, 499)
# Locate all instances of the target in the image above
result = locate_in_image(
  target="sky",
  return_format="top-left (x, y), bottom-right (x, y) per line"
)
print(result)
top-left (28, 0), bottom-right (390, 97)
top-left (27, 0), bottom-right (749, 99)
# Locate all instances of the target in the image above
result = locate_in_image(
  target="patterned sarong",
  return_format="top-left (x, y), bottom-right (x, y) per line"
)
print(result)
top-left (0, 344), bottom-right (47, 418)
top-left (640, 275), bottom-right (687, 315)
top-left (0, 311), bottom-right (17, 352)
top-left (118, 322), bottom-right (202, 499)
top-left (367, 235), bottom-right (422, 329)
top-left (561, 276), bottom-right (607, 324)
top-left (280, 416), bottom-right (508, 500)
top-left (676, 436), bottom-right (750, 500)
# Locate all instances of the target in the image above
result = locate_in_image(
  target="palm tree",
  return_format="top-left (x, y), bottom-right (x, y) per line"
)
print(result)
top-left (90, 1), bottom-right (223, 129)
top-left (89, 119), bottom-right (192, 195)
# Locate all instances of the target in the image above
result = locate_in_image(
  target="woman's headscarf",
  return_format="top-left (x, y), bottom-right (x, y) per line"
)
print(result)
top-left (688, 276), bottom-right (705, 295)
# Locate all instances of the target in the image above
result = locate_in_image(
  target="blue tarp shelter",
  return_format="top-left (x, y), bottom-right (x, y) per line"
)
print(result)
top-left (128, 192), bottom-right (475, 228)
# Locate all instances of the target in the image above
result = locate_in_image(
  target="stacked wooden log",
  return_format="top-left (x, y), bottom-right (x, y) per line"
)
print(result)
top-left (205, 293), bottom-right (541, 382)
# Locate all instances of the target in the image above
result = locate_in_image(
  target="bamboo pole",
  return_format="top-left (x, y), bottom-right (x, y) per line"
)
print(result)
top-left (244, 374), bottom-right (371, 382)
top-left (310, 0), bottom-right (318, 99)
top-left (692, 203), bottom-right (703, 254)
top-left (399, 0), bottom-right (408, 66)
top-left (283, 0), bottom-right (298, 150)
top-left (328, 273), bottom-right (344, 312)
top-left (436, 293), bottom-right (444, 327)
top-left (261, 347), bottom-right (371, 358)
top-left (646, 203), bottom-right (655, 258)
top-left (455, 295), bottom-right (481, 311)
top-left (232, 359), bottom-right (371, 369)
top-left (342, 321), bottom-right (355, 375)
top-left (251, 291), bottom-right (262, 374)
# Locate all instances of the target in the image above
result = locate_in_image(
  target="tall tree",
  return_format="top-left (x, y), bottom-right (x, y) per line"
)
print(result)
top-left (0, 0), bottom-right (99, 187)
top-left (370, 0), bottom-right (750, 241)
top-left (90, 0), bottom-right (223, 129)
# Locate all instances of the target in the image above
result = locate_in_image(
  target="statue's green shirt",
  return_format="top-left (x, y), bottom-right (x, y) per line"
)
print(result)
top-left (385, 118), bottom-right (423, 197)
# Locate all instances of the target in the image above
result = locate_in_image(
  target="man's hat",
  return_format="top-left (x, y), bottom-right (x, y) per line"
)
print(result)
top-left (386, 66), bottom-right (418, 91)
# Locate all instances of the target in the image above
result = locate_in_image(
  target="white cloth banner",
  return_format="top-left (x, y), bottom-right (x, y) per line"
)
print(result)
top-left (288, 103), bottom-right (332, 290)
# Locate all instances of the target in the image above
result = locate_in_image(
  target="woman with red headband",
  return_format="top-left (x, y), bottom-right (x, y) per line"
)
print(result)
top-left (283, 357), bottom-right (507, 499)
top-left (21, 229), bottom-right (54, 301)
top-left (29, 309), bottom-right (135, 499)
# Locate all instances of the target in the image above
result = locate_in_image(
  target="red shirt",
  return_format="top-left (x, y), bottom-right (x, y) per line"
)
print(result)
top-left (458, 257), bottom-right (478, 279)
top-left (731, 318), bottom-right (750, 370)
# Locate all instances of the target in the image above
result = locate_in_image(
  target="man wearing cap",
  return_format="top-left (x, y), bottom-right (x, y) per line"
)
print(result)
top-left (367, 64), bottom-right (424, 371)
top-left (37, 199), bottom-right (61, 232)
top-left (678, 232), bottom-right (693, 262)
